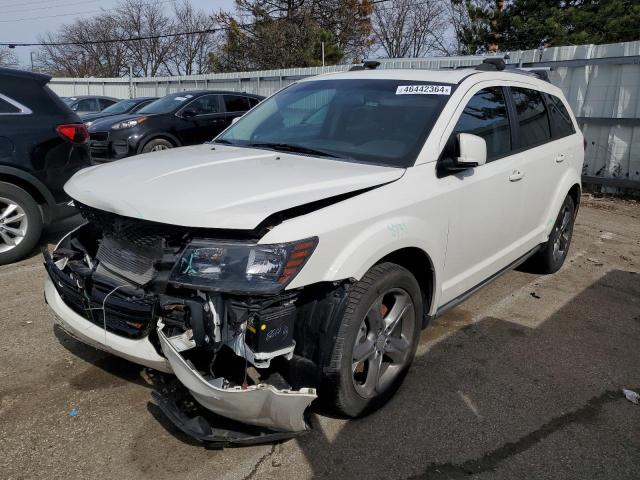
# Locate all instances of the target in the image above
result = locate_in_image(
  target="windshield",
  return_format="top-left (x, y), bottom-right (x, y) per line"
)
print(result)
top-left (216, 79), bottom-right (452, 167)
top-left (138, 93), bottom-right (194, 114)
top-left (101, 99), bottom-right (138, 114)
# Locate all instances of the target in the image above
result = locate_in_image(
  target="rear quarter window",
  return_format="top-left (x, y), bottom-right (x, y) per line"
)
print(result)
top-left (224, 95), bottom-right (251, 112)
top-left (0, 96), bottom-right (20, 114)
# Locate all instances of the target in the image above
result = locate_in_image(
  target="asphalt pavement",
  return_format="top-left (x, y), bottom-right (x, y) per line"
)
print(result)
top-left (1, 195), bottom-right (639, 480)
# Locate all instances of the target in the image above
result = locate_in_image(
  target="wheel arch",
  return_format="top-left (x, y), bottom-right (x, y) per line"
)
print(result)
top-left (0, 166), bottom-right (54, 208)
top-left (377, 247), bottom-right (436, 329)
top-left (136, 133), bottom-right (182, 153)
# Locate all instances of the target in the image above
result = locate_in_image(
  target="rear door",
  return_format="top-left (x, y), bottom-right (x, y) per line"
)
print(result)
top-left (438, 85), bottom-right (528, 304)
top-left (508, 87), bottom-right (563, 248)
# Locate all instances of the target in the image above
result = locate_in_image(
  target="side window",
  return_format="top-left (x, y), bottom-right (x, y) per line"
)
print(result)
top-left (0, 97), bottom-right (20, 114)
top-left (544, 93), bottom-right (575, 139)
top-left (223, 95), bottom-right (250, 112)
top-left (248, 97), bottom-right (260, 108)
top-left (186, 95), bottom-right (221, 115)
top-left (452, 87), bottom-right (511, 161)
top-left (511, 87), bottom-right (551, 148)
top-left (75, 98), bottom-right (97, 111)
top-left (99, 98), bottom-right (115, 110)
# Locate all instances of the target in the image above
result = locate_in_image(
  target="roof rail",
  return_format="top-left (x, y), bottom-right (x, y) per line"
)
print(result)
top-left (505, 67), bottom-right (551, 82)
top-left (475, 57), bottom-right (506, 71)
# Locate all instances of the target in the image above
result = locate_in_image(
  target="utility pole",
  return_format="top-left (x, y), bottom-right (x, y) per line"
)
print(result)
top-left (30, 51), bottom-right (35, 71)
top-left (129, 65), bottom-right (134, 99)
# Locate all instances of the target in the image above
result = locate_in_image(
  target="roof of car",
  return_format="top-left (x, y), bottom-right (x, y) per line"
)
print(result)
top-left (65, 95), bottom-right (118, 100)
top-left (0, 67), bottom-right (51, 85)
top-left (169, 90), bottom-right (264, 98)
top-left (307, 67), bottom-right (556, 91)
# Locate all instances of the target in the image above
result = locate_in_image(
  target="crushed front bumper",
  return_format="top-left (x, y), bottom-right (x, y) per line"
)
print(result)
top-left (158, 326), bottom-right (317, 432)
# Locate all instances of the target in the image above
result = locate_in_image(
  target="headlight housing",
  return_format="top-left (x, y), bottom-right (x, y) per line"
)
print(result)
top-left (169, 238), bottom-right (318, 294)
top-left (111, 117), bottom-right (146, 130)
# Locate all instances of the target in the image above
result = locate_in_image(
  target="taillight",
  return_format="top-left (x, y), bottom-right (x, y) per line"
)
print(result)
top-left (56, 124), bottom-right (89, 144)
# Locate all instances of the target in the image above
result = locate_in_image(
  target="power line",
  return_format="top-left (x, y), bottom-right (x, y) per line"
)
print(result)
top-left (0, 0), bottom-right (176, 23)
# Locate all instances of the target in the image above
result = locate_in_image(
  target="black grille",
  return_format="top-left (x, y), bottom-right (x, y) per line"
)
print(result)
top-left (76, 202), bottom-right (190, 248)
top-left (90, 131), bottom-right (108, 142)
top-left (96, 235), bottom-right (159, 285)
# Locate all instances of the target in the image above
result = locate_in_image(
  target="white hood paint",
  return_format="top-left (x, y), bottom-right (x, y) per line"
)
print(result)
top-left (65, 144), bottom-right (404, 229)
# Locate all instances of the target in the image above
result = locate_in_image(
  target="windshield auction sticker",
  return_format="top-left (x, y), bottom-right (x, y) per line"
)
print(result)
top-left (396, 85), bottom-right (451, 95)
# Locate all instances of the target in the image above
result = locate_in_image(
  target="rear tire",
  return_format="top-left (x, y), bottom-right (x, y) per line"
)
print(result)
top-left (141, 138), bottom-right (173, 154)
top-left (0, 182), bottom-right (43, 265)
top-left (528, 194), bottom-right (575, 274)
top-left (322, 262), bottom-right (423, 417)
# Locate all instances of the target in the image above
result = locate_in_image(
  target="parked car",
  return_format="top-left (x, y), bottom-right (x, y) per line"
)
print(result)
top-left (61, 95), bottom-right (118, 115)
top-left (0, 67), bottom-right (90, 265)
top-left (81, 97), bottom-right (157, 127)
top-left (86, 90), bottom-right (263, 161)
top-left (44, 61), bottom-right (583, 443)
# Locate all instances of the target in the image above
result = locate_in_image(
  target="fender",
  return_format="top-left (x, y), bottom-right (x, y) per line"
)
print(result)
top-left (135, 131), bottom-right (182, 153)
top-left (0, 165), bottom-right (55, 206)
top-left (541, 168), bottom-right (581, 240)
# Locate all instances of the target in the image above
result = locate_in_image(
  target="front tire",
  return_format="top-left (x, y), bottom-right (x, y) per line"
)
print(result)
top-left (0, 182), bottom-right (43, 265)
top-left (322, 262), bottom-right (423, 417)
top-left (141, 138), bottom-right (173, 154)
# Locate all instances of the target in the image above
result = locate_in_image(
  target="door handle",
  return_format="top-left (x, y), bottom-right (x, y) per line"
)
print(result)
top-left (555, 153), bottom-right (566, 163)
top-left (509, 170), bottom-right (524, 182)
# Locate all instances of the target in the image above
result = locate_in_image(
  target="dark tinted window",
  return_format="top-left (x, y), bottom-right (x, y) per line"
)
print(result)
top-left (453, 87), bottom-right (511, 161)
top-left (99, 98), bottom-right (116, 110)
top-left (0, 97), bottom-right (20, 114)
top-left (187, 95), bottom-right (220, 115)
top-left (75, 98), bottom-right (98, 111)
top-left (544, 93), bottom-right (575, 138)
top-left (224, 95), bottom-right (251, 112)
top-left (511, 87), bottom-right (551, 148)
top-left (218, 79), bottom-right (450, 168)
top-left (248, 97), bottom-right (260, 108)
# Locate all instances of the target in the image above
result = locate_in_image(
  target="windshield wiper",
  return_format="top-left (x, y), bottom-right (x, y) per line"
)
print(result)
top-left (213, 138), bottom-right (235, 145)
top-left (245, 142), bottom-right (344, 159)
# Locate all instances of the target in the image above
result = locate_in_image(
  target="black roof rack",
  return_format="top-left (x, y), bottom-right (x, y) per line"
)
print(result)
top-left (475, 57), bottom-right (506, 71)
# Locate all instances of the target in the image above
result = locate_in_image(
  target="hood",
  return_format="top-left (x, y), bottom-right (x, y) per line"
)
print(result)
top-left (65, 144), bottom-right (404, 230)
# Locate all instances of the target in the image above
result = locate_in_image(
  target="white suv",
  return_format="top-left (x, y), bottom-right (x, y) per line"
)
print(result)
top-left (44, 63), bottom-right (583, 442)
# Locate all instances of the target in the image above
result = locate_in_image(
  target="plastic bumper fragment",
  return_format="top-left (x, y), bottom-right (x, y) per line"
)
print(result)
top-left (151, 390), bottom-right (308, 447)
top-left (158, 327), bottom-right (317, 432)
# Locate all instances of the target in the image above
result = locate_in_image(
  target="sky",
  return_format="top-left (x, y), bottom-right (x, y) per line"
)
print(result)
top-left (0, 0), bottom-right (235, 68)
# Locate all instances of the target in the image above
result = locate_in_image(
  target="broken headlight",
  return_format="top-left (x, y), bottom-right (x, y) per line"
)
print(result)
top-left (169, 238), bottom-right (317, 294)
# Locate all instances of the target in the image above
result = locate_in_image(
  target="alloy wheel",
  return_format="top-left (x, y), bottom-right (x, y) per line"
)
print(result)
top-left (352, 288), bottom-right (415, 399)
top-left (552, 203), bottom-right (573, 263)
top-left (0, 197), bottom-right (28, 254)
top-left (151, 144), bottom-right (170, 152)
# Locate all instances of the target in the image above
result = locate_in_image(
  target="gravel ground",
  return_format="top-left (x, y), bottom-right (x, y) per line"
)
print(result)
top-left (1, 195), bottom-right (639, 480)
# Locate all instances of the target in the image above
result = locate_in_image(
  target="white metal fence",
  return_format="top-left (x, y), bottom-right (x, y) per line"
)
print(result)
top-left (49, 41), bottom-right (640, 190)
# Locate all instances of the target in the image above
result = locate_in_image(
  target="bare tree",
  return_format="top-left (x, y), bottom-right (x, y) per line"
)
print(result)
top-left (165, 1), bottom-right (219, 75)
top-left (37, 12), bottom-right (128, 77)
top-left (0, 48), bottom-right (18, 68)
top-left (116, 0), bottom-right (175, 76)
top-left (372, 0), bottom-right (448, 58)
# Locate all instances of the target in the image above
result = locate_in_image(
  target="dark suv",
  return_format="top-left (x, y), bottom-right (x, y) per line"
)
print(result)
top-left (0, 67), bottom-right (90, 265)
top-left (87, 90), bottom-right (263, 161)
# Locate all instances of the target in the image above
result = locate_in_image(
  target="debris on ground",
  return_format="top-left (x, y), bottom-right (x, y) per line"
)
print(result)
top-left (68, 408), bottom-right (79, 417)
top-left (623, 389), bottom-right (639, 405)
top-left (587, 257), bottom-right (604, 266)
top-left (530, 292), bottom-right (541, 299)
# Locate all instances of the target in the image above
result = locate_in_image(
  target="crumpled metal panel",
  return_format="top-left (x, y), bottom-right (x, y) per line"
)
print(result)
top-left (158, 327), bottom-right (317, 432)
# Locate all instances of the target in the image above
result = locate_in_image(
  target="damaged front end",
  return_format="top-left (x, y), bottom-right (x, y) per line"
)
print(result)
top-left (44, 203), bottom-right (350, 444)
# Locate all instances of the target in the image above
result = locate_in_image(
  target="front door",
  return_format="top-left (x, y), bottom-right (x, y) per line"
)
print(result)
top-left (178, 94), bottom-right (226, 145)
top-left (438, 86), bottom-right (528, 305)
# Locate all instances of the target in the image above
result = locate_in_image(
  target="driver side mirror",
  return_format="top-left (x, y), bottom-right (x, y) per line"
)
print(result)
top-left (439, 133), bottom-right (487, 175)
top-left (231, 116), bottom-right (241, 125)
top-left (182, 109), bottom-right (197, 118)
top-left (457, 133), bottom-right (487, 167)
